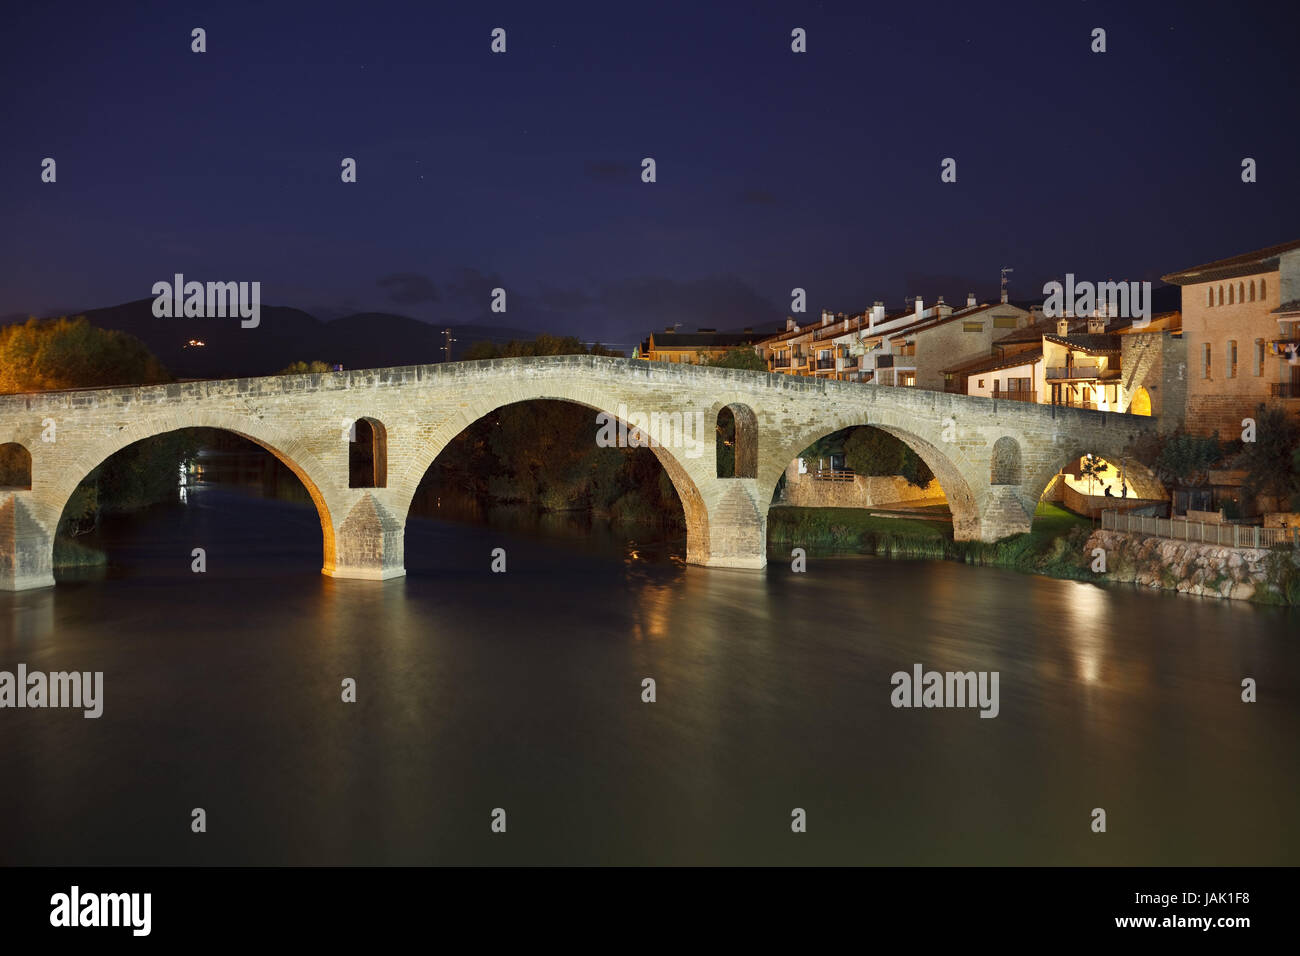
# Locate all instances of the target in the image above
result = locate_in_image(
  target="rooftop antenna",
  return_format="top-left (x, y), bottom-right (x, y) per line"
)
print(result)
top-left (442, 328), bottom-right (457, 363)
top-left (1000, 266), bottom-right (1014, 302)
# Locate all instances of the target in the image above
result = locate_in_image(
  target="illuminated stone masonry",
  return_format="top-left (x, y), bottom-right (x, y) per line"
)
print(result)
top-left (0, 355), bottom-right (1159, 589)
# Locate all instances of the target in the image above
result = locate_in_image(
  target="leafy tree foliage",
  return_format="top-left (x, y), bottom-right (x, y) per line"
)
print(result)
top-left (279, 360), bottom-right (334, 374)
top-left (0, 317), bottom-right (169, 393)
top-left (841, 426), bottom-right (935, 488)
top-left (1240, 408), bottom-right (1300, 505)
top-left (704, 348), bottom-right (768, 371)
top-left (1127, 429), bottom-right (1223, 488)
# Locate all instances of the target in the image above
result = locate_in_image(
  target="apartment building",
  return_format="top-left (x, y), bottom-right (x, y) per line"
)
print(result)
top-left (1161, 239), bottom-right (1300, 437)
top-left (636, 327), bottom-right (769, 364)
top-left (944, 310), bottom-right (1184, 418)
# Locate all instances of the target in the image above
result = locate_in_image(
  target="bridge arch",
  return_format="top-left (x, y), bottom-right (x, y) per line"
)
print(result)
top-left (1027, 444), bottom-right (1166, 521)
top-left (764, 416), bottom-right (983, 540)
top-left (391, 390), bottom-right (713, 566)
top-left (41, 415), bottom-right (341, 579)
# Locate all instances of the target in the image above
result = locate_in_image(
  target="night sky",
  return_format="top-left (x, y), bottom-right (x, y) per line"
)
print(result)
top-left (3, 0), bottom-right (1297, 352)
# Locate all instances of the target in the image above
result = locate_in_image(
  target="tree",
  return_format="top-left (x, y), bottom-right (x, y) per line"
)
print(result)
top-left (0, 317), bottom-right (169, 393)
top-left (279, 360), bottom-right (333, 374)
top-left (842, 426), bottom-right (934, 488)
top-left (1079, 454), bottom-right (1105, 495)
top-left (705, 348), bottom-right (767, 372)
top-left (1127, 429), bottom-right (1223, 488)
top-left (0, 317), bottom-right (191, 527)
top-left (1241, 408), bottom-right (1300, 507)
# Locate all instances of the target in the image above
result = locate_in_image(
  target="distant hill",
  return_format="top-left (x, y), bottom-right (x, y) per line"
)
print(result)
top-left (0, 300), bottom-right (542, 379)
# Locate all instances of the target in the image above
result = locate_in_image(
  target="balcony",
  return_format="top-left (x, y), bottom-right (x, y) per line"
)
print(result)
top-left (839, 356), bottom-right (859, 370)
top-left (771, 356), bottom-right (791, 369)
top-left (1270, 382), bottom-right (1300, 398)
top-left (815, 358), bottom-right (835, 371)
top-left (1046, 362), bottom-right (1101, 380)
top-left (992, 390), bottom-right (1038, 404)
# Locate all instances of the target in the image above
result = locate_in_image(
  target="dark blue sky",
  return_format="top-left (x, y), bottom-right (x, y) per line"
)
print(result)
top-left (3, 0), bottom-right (1297, 351)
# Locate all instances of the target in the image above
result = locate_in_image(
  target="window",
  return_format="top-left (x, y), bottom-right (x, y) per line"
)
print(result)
top-left (1239, 282), bottom-right (1245, 303)
top-left (993, 315), bottom-right (1018, 329)
top-left (963, 321), bottom-right (984, 332)
top-left (1207, 287), bottom-right (1214, 308)
top-left (1228, 284), bottom-right (1235, 305)
top-left (1261, 278), bottom-right (1267, 299)
top-left (977, 379), bottom-right (985, 389)
top-left (1202, 343), bottom-right (1211, 379)
top-left (1228, 340), bottom-right (1237, 378)
top-left (1249, 281), bottom-right (1256, 302)
top-left (1255, 339), bottom-right (1265, 376)
top-left (1218, 285), bottom-right (1224, 306)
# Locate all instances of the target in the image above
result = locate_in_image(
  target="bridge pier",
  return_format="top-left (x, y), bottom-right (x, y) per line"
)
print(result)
top-left (0, 494), bottom-right (55, 591)
top-left (971, 486), bottom-right (1035, 542)
top-left (322, 494), bottom-right (406, 581)
top-left (687, 482), bottom-right (768, 570)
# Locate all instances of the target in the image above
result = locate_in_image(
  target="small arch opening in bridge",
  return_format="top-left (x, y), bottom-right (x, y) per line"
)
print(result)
top-left (349, 418), bottom-right (387, 488)
top-left (990, 437), bottom-right (1022, 486)
top-left (0, 442), bottom-right (33, 490)
top-left (716, 403), bottom-right (757, 478)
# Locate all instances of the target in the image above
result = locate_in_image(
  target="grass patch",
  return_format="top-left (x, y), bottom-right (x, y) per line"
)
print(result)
top-left (53, 536), bottom-right (108, 568)
top-left (767, 501), bottom-right (1099, 579)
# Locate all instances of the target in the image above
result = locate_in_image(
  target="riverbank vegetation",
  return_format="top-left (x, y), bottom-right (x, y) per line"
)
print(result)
top-left (767, 502), bottom-right (1097, 579)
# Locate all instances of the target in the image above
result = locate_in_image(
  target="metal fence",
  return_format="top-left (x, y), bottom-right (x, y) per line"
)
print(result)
top-left (1101, 510), bottom-right (1300, 549)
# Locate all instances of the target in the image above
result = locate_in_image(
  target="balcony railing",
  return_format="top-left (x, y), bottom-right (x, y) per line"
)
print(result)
top-left (1046, 363), bottom-right (1101, 380)
top-left (771, 356), bottom-right (791, 369)
top-left (815, 358), bottom-right (835, 370)
top-left (1270, 382), bottom-right (1300, 398)
top-left (1102, 510), bottom-right (1300, 549)
top-left (810, 468), bottom-right (856, 482)
top-left (839, 356), bottom-right (859, 369)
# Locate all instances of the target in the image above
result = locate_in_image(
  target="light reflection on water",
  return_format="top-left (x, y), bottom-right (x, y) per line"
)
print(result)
top-left (1, 484), bottom-right (1297, 865)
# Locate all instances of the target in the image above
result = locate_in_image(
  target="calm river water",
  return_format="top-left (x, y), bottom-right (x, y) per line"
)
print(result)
top-left (2, 483), bottom-right (1297, 865)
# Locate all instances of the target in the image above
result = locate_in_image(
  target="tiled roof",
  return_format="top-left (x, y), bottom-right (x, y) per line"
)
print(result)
top-left (1162, 238), bottom-right (1300, 284)
top-left (1043, 332), bottom-right (1122, 354)
top-left (942, 346), bottom-right (1043, 377)
top-left (647, 332), bottom-right (765, 348)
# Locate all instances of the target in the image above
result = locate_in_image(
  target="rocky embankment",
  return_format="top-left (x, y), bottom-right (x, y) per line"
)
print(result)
top-left (1086, 529), bottom-right (1300, 604)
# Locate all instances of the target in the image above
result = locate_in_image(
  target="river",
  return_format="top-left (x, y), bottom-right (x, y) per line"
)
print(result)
top-left (2, 481), bottom-right (1297, 865)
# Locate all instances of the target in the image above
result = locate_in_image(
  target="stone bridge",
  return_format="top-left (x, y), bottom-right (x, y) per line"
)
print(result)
top-left (0, 355), bottom-right (1160, 590)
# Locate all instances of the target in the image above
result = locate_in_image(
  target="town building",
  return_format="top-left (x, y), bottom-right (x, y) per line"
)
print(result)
top-left (636, 328), bottom-right (770, 364)
top-left (1161, 238), bottom-right (1300, 437)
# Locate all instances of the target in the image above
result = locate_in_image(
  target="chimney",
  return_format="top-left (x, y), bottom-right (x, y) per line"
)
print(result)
top-left (1000, 289), bottom-right (1009, 304)
top-left (967, 292), bottom-right (977, 308)
top-left (821, 309), bottom-right (833, 327)
top-left (872, 301), bottom-right (885, 326)
top-left (914, 295), bottom-right (924, 316)
top-left (786, 317), bottom-right (797, 332)
top-left (1056, 318), bottom-right (1070, 337)
top-left (1087, 315), bottom-right (1106, 334)
top-left (936, 295), bottom-right (952, 317)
